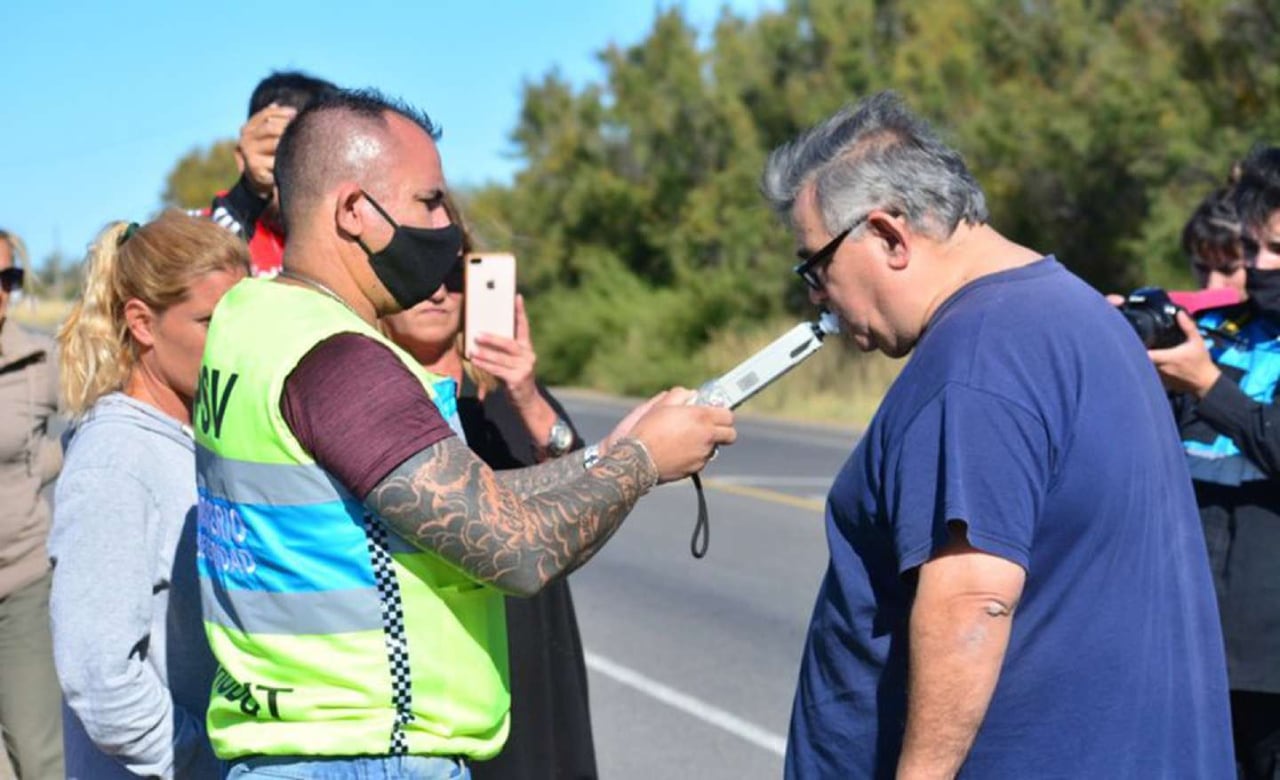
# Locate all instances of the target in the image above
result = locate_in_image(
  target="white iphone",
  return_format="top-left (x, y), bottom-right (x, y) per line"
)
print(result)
top-left (463, 252), bottom-right (517, 359)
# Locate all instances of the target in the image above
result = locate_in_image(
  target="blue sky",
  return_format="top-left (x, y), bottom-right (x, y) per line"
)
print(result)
top-left (2, 0), bottom-right (778, 271)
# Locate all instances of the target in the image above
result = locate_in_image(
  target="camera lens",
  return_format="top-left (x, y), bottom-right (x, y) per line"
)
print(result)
top-left (1120, 301), bottom-right (1185, 349)
top-left (1124, 309), bottom-right (1163, 348)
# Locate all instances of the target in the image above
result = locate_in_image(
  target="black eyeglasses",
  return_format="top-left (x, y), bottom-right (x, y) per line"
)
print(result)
top-left (792, 215), bottom-right (868, 291)
top-left (0, 267), bottom-right (23, 293)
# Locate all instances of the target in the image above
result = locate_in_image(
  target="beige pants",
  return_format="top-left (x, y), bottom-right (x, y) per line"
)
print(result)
top-left (0, 571), bottom-right (63, 780)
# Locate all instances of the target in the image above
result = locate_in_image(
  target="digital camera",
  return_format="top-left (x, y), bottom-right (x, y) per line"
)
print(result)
top-left (1119, 287), bottom-right (1185, 349)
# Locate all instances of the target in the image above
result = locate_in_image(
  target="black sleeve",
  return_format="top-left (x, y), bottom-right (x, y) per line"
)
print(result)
top-left (1195, 373), bottom-right (1280, 478)
top-left (209, 176), bottom-right (269, 241)
top-left (459, 383), bottom-right (583, 470)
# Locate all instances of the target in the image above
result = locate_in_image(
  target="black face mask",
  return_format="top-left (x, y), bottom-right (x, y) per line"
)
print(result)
top-left (357, 191), bottom-right (463, 310)
top-left (1246, 266), bottom-right (1280, 320)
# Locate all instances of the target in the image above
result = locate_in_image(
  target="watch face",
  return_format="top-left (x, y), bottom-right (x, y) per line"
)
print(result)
top-left (549, 418), bottom-right (574, 454)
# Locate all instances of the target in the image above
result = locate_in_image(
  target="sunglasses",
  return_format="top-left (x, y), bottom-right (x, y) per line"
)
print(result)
top-left (442, 260), bottom-right (464, 293)
top-left (0, 267), bottom-right (23, 293)
top-left (792, 214), bottom-right (869, 291)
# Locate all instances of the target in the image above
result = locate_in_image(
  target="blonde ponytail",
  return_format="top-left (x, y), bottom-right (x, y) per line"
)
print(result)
top-left (57, 222), bottom-right (132, 415)
top-left (57, 211), bottom-right (250, 416)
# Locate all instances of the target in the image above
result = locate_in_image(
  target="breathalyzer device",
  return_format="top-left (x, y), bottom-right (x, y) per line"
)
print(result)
top-left (693, 310), bottom-right (841, 409)
top-left (683, 310), bottom-right (841, 560)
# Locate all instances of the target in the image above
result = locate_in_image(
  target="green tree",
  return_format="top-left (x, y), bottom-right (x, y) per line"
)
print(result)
top-left (161, 139), bottom-right (238, 210)
top-left (404, 1), bottom-right (1280, 396)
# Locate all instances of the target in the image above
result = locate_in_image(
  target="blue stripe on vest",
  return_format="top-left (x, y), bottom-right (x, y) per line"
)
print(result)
top-left (197, 490), bottom-right (375, 593)
top-left (1185, 450), bottom-right (1269, 486)
top-left (1186, 311), bottom-right (1280, 466)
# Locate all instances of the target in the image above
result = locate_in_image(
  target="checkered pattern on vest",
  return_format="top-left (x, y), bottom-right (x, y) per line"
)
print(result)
top-left (362, 513), bottom-right (414, 755)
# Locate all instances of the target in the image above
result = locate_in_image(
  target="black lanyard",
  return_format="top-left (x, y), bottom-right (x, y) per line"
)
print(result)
top-left (690, 473), bottom-right (710, 558)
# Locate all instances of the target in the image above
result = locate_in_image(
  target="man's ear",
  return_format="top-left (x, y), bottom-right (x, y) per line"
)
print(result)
top-left (869, 210), bottom-right (910, 270)
top-left (123, 299), bottom-right (156, 349)
top-left (334, 184), bottom-right (368, 243)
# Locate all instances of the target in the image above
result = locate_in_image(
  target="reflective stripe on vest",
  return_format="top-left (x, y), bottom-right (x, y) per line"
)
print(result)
top-left (1185, 309), bottom-right (1280, 485)
top-left (195, 278), bottom-right (508, 761)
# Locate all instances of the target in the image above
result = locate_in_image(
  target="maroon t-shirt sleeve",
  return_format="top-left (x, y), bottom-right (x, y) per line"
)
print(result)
top-left (280, 332), bottom-right (455, 499)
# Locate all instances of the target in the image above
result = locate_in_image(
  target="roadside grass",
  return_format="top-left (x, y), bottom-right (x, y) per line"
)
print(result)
top-left (696, 319), bottom-right (901, 429)
top-left (9, 296), bottom-right (74, 333)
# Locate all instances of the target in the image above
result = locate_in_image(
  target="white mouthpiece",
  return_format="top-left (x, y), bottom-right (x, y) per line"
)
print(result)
top-left (818, 310), bottom-right (841, 336)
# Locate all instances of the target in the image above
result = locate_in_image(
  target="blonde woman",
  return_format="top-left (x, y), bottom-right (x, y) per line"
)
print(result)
top-left (382, 199), bottom-right (598, 780)
top-left (50, 212), bottom-right (248, 779)
top-left (0, 228), bottom-right (63, 780)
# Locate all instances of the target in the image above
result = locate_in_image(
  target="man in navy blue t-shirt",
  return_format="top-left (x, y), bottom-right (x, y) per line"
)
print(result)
top-left (761, 92), bottom-right (1234, 778)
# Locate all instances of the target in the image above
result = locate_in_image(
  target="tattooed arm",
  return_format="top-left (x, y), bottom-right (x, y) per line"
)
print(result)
top-left (366, 436), bottom-right (659, 596)
top-left (492, 449), bottom-right (594, 499)
top-left (491, 387), bottom-right (666, 499)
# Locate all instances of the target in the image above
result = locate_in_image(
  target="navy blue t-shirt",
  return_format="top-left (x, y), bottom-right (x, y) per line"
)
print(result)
top-left (785, 258), bottom-right (1233, 779)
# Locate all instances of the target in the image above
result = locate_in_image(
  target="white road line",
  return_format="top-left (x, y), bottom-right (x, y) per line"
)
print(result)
top-left (584, 651), bottom-right (788, 758)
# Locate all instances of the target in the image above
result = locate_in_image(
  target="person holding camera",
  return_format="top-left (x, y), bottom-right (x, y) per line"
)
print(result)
top-left (1184, 186), bottom-right (1247, 295)
top-left (1150, 147), bottom-right (1280, 779)
top-left (766, 92), bottom-right (1232, 778)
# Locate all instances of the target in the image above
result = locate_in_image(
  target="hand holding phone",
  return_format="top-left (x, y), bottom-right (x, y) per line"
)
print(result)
top-left (468, 294), bottom-right (545, 411)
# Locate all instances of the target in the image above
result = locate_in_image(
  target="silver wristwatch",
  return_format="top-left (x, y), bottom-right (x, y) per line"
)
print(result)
top-left (547, 417), bottom-right (575, 457)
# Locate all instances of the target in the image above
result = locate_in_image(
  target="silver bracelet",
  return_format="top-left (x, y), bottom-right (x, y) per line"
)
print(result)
top-left (582, 439), bottom-right (658, 492)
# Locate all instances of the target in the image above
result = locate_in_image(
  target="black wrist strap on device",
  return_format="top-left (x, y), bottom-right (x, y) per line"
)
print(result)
top-left (690, 473), bottom-right (709, 559)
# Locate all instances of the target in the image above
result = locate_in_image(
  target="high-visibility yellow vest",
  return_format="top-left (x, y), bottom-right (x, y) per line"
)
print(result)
top-left (194, 278), bottom-right (509, 760)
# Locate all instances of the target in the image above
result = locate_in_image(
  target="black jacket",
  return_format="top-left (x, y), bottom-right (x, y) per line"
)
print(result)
top-left (459, 378), bottom-right (599, 780)
top-left (1176, 305), bottom-right (1280, 694)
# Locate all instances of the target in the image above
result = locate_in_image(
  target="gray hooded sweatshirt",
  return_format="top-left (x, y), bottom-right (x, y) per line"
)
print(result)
top-left (49, 393), bottom-right (219, 779)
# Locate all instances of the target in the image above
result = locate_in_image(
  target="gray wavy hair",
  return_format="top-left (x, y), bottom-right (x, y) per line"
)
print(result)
top-left (761, 91), bottom-right (988, 240)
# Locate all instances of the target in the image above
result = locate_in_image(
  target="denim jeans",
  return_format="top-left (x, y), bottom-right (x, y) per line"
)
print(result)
top-left (227, 754), bottom-right (468, 779)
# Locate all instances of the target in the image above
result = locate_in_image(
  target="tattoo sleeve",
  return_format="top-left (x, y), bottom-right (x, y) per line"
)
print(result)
top-left (493, 451), bottom-right (590, 499)
top-left (365, 436), bottom-right (659, 596)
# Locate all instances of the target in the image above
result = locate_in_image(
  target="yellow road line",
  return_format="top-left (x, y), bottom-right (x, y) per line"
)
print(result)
top-left (702, 479), bottom-right (825, 513)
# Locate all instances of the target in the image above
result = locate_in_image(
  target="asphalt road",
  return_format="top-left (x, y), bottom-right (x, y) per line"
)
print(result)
top-left (5, 381), bottom-right (861, 780)
top-left (556, 392), bottom-right (860, 779)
